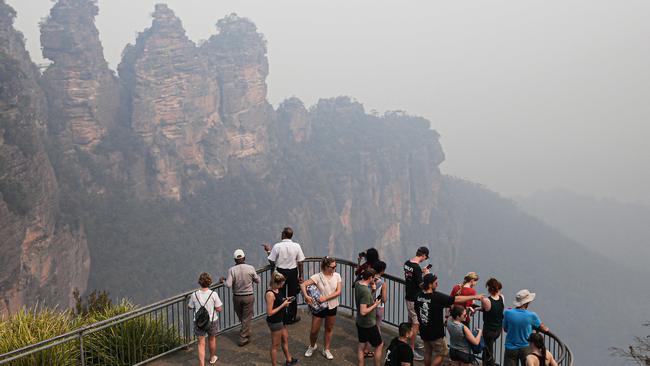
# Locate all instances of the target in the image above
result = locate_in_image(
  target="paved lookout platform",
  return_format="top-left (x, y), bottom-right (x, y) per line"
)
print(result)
top-left (148, 309), bottom-right (397, 366)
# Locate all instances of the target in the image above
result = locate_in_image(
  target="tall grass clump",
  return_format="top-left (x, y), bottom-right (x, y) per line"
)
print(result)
top-left (82, 300), bottom-right (183, 365)
top-left (0, 291), bottom-right (183, 365)
top-left (0, 306), bottom-right (81, 365)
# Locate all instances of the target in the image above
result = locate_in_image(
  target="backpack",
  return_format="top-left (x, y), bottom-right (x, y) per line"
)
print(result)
top-left (194, 291), bottom-right (214, 331)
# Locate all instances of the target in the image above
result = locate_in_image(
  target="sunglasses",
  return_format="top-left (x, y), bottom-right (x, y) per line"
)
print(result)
top-left (328, 264), bottom-right (337, 269)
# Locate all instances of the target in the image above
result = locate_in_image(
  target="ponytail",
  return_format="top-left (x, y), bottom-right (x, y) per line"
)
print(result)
top-left (528, 333), bottom-right (548, 364)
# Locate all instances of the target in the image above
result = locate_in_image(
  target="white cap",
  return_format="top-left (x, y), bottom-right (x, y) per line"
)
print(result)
top-left (233, 249), bottom-right (245, 259)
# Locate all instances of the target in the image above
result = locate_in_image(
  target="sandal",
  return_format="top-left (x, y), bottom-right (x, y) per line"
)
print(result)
top-left (364, 351), bottom-right (374, 358)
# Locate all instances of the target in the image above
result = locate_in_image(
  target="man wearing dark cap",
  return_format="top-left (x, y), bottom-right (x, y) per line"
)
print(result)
top-left (415, 273), bottom-right (483, 366)
top-left (403, 246), bottom-right (430, 360)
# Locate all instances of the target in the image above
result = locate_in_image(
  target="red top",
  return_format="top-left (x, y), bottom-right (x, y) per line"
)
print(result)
top-left (450, 285), bottom-right (476, 308)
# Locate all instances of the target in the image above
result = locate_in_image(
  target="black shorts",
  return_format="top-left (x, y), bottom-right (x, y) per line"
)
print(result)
top-left (313, 307), bottom-right (338, 318)
top-left (449, 348), bottom-right (476, 363)
top-left (356, 324), bottom-right (383, 347)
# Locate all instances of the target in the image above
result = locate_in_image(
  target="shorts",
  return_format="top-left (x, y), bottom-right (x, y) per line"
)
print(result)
top-left (423, 337), bottom-right (449, 358)
top-left (356, 324), bottom-right (383, 347)
top-left (267, 320), bottom-right (285, 332)
top-left (194, 320), bottom-right (219, 337)
top-left (313, 306), bottom-right (338, 318)
top-left (449, 348), bottom-right (476, 363)
top-left (405, 300), bottom-right (419, 324)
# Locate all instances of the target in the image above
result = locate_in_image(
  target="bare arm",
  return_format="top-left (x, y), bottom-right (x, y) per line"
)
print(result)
top-left (480, 296), bottom-right (491, 311)
top-left (547, 351), bottom-right (559, 366)
top-left (455, 294), bottom-right (482, 304)
top-left (300, 278), bottom-right (316, 303)
top-left (359, 299), bottom-right (381, 316)
top-left (265, 291), bottom-right (290, 316)
top-left (298, 261), bottom-right (304, 283)
top-left (463, 325), bottom-right (482, 346)
top-left (380, 282), bottom-right (387, 303)
top-left (538, 322), bottom-right (549, 332)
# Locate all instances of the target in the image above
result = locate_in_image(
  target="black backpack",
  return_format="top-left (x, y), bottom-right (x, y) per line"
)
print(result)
top-left (194, 291), bottom-right (214, 331)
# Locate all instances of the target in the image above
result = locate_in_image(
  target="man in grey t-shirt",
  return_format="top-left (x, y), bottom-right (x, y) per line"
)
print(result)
top-left (221, 249), bottom-right (260, 346)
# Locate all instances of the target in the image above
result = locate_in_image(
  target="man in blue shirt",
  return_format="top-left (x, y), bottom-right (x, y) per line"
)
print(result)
top-left (503, 289), bottom-right (549, 366)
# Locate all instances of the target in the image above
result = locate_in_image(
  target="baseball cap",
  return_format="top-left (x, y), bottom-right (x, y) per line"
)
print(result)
top-left (233, 249), bottom-right (245, 259)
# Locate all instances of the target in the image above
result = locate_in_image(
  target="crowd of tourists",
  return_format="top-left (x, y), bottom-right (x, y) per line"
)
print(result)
top-left (188, 227), bottom-right (558, 366)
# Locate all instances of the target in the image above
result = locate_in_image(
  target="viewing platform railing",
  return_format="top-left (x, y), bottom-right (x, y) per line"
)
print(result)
top-left (0, 257), bottom-right (572, 365)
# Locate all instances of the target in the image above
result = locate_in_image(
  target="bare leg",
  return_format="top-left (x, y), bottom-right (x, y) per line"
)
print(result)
top-left (432, 354), bottom-right (444, 366)
top-left (281, 327), bottom-right (293, 362)
top-left (270, 330), bottom-right (281, 366)
top-left (197, 336), bottom-right (206, 366)
top-left (411, 323), bottom-right (420, 349)
top-left (209, 335), bottom-right (217, 360)
top-left (373, 342), bottom-right (384, 366)
top-left (324, 315), bottom-right (336, 351)
top-left (424, 341), bottom-right (432, 366)
top-left (357, 343), bottom-right (366, 366)
top-left (310, 316), bottom-right (323, 347)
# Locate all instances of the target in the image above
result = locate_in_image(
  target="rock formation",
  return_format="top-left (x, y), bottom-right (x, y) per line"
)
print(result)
top-left (40, 0), bottom-right (120, 153)
top-left (118, 4), bottom-right (222, 199)
top-left (0, 0), bottom-right (89, 316)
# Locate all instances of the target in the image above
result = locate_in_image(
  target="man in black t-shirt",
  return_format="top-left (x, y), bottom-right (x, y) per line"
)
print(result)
top-left (403, 246), bottom-right (429, 360)
top-left (415, 274), bottom-right (483, 366)
top-left (385, 322), bottom-right (414, 366)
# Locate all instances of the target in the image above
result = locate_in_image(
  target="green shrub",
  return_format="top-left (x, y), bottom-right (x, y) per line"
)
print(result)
top-left (0, 300), bottom-right (183, 365)
top-left (0, 306), bottom-right (81, 365)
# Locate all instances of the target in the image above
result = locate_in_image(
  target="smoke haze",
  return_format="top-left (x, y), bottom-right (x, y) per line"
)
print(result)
top-left (12, 0), bottom-right (650, 203)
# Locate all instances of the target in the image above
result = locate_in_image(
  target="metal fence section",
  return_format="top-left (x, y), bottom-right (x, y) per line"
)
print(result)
top-left (0, 257), bottom-right (572, 366)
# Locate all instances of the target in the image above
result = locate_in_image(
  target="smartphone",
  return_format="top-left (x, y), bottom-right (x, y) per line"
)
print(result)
top-left (287, 296), bottom-right (295, 302)
top-left (376, 293), bottom-right (382, 302)
top-left (426, 264), bottom-right (432, 270)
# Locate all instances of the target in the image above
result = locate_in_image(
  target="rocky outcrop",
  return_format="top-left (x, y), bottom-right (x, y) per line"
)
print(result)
top-left (201, 14), bottom-right (273, 169)
top-left (118, 4), bottom-right (222, 199)
top-left (0, 0), bottom-right (89, 316)
top-left (40, 0), bottom-right (120, 152)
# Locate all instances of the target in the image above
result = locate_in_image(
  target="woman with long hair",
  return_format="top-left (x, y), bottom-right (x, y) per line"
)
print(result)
top-left (447, 305), bottom-right (483, 366)
top-left (300, 257), bottom-right (342, 360)
top-left (355, 248), bottom-right (379, 280)
top-left (266, 271), bottom-right (298, 366)
top-left (526, 333), bottom-right (558, 366)
top-left (480, 278), bottom-right (504, 366)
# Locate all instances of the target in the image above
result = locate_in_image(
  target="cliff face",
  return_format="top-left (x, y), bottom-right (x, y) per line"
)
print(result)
top-left (40, 0), bottom-right (120, 152)
top-left (0, 0), bottom-right (89, 316)
top-left (0, 1), bottom-right (450, 308)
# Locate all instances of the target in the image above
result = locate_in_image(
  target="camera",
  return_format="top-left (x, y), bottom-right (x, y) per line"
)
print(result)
top-left (426, 264), bottom-right (432, 270)
top-left (358, 251), bottom-right (366, 258)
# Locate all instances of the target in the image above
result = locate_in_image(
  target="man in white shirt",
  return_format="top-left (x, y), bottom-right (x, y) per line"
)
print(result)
top-left (263, 227), bottom-right (305, 324)
top-left (188, 272), bottom-right (223, 366)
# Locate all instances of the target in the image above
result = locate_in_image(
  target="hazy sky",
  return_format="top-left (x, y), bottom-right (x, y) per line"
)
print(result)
top-left (10, 0), bottom-right (650, 203)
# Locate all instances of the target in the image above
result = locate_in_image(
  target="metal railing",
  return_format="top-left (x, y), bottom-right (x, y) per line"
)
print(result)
top-left (0, 257), bottom-right (572, 365)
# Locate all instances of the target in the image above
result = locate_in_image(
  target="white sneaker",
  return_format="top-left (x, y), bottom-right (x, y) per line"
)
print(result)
top-left (413, 350), bottom-right (424, 361)
top-left (305, 344), bottom-right (317, 357)
top-left (209, 355), bottom-right (218, 364)
top-left (322, 349), bottom-right (334, 360)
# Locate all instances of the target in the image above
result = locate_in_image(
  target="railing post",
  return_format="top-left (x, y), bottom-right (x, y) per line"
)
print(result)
top-left (78, 331), bottom-right (85, 366)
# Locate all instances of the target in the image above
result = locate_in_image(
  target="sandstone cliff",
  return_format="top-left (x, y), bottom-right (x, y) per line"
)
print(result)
top-left (0, 0), bottom-right (89, 316)
top-left (118, 4), bottom-right (222, 200)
